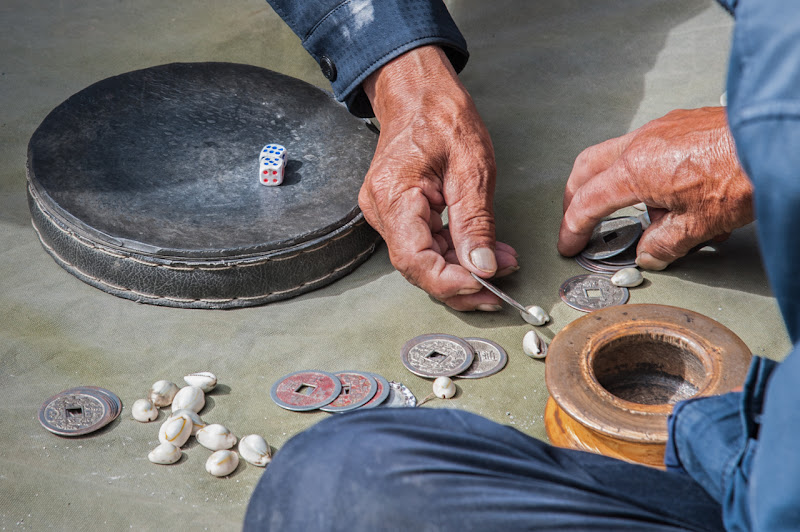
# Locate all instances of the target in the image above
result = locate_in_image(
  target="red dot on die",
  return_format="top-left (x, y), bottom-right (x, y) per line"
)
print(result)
top-left (272, 179), bottom-right (278, 183)
top-left (263, 170), bottom-right (268, 174)
top-left (272, 171), bottom-right (277, 175)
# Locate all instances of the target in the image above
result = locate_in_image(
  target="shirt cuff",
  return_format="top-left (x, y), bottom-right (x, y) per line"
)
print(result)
top-left (301, 1), bottom-right (468, 117)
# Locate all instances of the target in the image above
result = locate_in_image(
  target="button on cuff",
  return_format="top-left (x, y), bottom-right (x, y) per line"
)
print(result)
top-left (319, 56), bottom-right (337, 82)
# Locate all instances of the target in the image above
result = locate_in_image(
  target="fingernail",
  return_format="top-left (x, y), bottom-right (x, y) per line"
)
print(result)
top-left (636, 252), bottom-right (669, 271)
top-left (476, 304), bottom-right (502, 312)
top-left (457, 287), bottom-right (481, 296)
top-left (469, 247), bottom-right (497, 273)
top-left (496, 265), bottom-right (520, 277)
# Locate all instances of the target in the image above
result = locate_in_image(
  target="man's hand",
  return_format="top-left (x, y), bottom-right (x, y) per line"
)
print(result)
top-left (558, 107), bottom-right (754, 270)
top-left (360, 46), bottom-right (518, 311)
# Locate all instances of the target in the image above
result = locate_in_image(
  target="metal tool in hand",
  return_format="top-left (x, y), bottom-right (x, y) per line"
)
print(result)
top-left (470, 272), bottom-right (550, 327)
top-left (470, 273), bottom-right (528, 313)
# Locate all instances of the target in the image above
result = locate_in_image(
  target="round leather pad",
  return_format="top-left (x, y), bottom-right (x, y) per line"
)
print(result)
top-left (27, 62), bottom-right (380, 308)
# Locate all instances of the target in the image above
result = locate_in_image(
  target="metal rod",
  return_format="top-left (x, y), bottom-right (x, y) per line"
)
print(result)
top-left (470, 273), bottom-right (528, 313)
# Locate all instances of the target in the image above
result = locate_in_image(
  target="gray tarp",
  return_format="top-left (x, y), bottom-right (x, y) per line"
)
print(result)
top-left (0, 1), bottom-right (789, 529)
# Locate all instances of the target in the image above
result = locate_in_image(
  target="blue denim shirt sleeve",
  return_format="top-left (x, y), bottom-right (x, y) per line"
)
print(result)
top-left (265, 0), bottom-right (468, 118)
top-left (723, 0), bottom-right (800, 530)
top-left (715, 0), bottom-right (736, 15)
top-left (725, 0), bottom-right (800, 343)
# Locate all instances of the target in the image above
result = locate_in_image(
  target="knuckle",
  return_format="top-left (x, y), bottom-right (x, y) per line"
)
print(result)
top-left (618, 147), bottom-right (647, 182)
top-left (357, 187), bottom-right (375, 215)
top-left (451, 210), bottom-right (496, 241)
top-left (644, 223), bottom-right (694, 260)
top-left (391, 254), bottom-right (447, 298)
top-left (572, 146), bottom-right (596, 171)
top-left (645, 239), bottom-right (680, 261)
top-left (392, 255), bottom-right (420, 286)
top-left (459, 209), bottom-right (495, 230)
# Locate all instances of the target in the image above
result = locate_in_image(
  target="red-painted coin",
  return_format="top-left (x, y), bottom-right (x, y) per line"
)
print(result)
top-left (357, 373), bottom-right (391, 410)
top-left (320, 371), bottom-right (377, 413)
top-left (270, 370), bottom-right (342, 411)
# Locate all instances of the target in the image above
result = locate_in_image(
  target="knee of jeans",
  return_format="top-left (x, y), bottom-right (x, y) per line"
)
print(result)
top-left (246, 410), bottom-right (453, 530)
top-left (262, 409), bottom-right (431, 491)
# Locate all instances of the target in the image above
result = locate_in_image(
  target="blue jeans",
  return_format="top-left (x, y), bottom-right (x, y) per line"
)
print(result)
top-left (244, 407), bottom-right (724, 531)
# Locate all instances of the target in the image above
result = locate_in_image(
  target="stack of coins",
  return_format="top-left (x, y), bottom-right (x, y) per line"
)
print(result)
top-left (39, 386), bottom-right (122, 436)
top-left (575, 244), bottom-right (637, 273)
top-left (563, 216), bottom-right (648, 312)
top-left (575, 216), bottom-right (641, 273)
top-left (400, 334), bottom-right (508, 380)
top-left (270, 370), bottom-right (414, 412)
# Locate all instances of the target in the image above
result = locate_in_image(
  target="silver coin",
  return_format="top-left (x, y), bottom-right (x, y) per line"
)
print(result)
top-left (400, 334), bottom-right (475, 378)
top-left (596, 240), bottom-right (638, 267)
top-left (270, 370), bottom-right (342, 412)
top-left (459, 338), bottom-right (508, 379)
top-left (379, 381), bottom-right (417, 408)
top-left (39, 387), bottom-right (121, 437)
top-left (320, 371), bottom-right (377, 413)
top-left (595, 258), bottom-right (637, 269)
top-left (575, 247), bottom-right (636, 273)
top-left (580, 217), bottom-right (642, 260)
top-left (71, 386), bottom-right (122, 418)
top-left (357, 373), bottom-right (391, 409)
top-left (559, 274), bottom-right (629, 312)
top-left (575, 254), bottom-right (618, 274)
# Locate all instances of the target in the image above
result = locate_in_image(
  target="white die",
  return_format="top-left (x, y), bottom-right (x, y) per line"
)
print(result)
top-left (259, 144), bottom-right (287, 186)
top-left (263, 144), bottom-right (287, 163)
top-left (260, 157), bottom-right (285, 186)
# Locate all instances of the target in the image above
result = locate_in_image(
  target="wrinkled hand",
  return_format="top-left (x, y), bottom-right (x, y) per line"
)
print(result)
top-left (558, 107), bottom-right (754, 270)
top-left (360, 46), bottom-right (518, 310)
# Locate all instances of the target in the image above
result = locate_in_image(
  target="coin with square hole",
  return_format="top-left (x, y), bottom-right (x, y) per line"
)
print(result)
top-left (459, 338), bottom-right (508, 379)
top-left (358, 373), bottom-right (392, 409)
top-left (596, 241), bottom-right (638, 268)
top-left (270, 370), bottom-right (342, 411)
top-left (580, 217), bottom-right (642, 260)
top-left (560, 274), bottom-right (629, 312)
top-left (320, 371), bottom-right (377, 413)
top-left (39, 387), bottom-right (122, 436)
top-left (401, 334), bottom-right (475, 378)
top-left (71, 386), bottom-right (122, 418)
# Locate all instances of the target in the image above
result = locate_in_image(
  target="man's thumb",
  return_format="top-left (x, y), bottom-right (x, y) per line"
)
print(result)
top-left (447, 202), bottom-right (497, 276)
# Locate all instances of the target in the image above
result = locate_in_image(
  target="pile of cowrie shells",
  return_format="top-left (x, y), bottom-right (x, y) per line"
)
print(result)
top-left (132, 372), bottom-right (272, 477)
